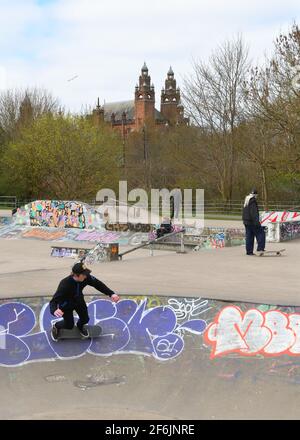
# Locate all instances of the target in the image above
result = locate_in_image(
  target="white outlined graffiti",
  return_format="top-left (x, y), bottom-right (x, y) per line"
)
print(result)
top-left (204, 306), bottom-right (300, 358)
top-left (168, 298), bottom-right (212, 321)
top-left (0, 298), bottom-right (207, 367)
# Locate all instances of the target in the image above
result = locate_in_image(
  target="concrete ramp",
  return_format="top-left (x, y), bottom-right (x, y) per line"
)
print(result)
top-left (1, 294), bottom-right (300, 419)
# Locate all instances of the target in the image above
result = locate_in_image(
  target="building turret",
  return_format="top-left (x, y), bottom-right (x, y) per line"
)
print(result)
top-left (134, 62), bottom-right (155, 128)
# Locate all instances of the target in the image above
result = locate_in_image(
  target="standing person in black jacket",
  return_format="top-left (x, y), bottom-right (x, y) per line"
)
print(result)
top-left (49, 262), bottom-right (120, 340)
top-left (242, 188), bottom-right (266, 255)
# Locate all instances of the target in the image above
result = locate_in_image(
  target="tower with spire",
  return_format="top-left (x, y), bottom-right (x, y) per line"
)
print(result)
top-left (160, 67), bottom-right (182, 125)
top-left (92, 97), bottom-right (105, 126)
top-left (19, 93), bottom-right (34, 127)
top-left (134, 62), bottom-right (155, 128)
top-left (91, 63), bottom-right (187, 136)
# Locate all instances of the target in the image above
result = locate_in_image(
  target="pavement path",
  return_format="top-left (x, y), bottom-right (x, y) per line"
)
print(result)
top-left (0, 235), bottom-right (298, 306)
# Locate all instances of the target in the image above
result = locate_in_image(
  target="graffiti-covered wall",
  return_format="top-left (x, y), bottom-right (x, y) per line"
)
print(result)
top-left (10, 200), bottom-right (106, 230)
top-left (279, 221), bottom-right (300, 241)
top-left (2, 295), bottom-right (300, 368)
top-left (0, 296), bottom-right (207, 366)
top-left (29, 201), bottom-right (93, 229)
top-left (261, 211), bottom-right (300, 225)
top-left (0, 217), bottom-right (12, 227)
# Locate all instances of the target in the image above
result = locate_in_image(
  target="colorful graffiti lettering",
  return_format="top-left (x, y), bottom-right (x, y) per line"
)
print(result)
top-left (75, 230), bottom-right (120, 243)
top-left (206, 233), bottom-right (225, 249)
top-left (29, 200), bottom-right (87, 228)
top-left (105, 223), bottom-right (151, 233)
top-left (12, 200), bottom-right (105, 230)
top-left (204, 306), bottom-right (300, 359)
top-left (193, 233), bottom-right (226, 251)
top-left (0, 298), bottom-right (207, 367)
top-left (22, 228), bottom-right (67, 241)
top-left (261, 211), bottom-right (300, 225)
top-left (0, 224), bottom-right (150, 246)
top-left (50, 247), bottom-right (86, 258)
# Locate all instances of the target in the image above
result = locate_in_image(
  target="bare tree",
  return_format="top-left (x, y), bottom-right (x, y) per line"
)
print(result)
top-left (183, 35), bottom-right (250, 203)
top-left (242, 24), bottom-right (300, 205)
top-left (0, 87), bottom-right (59, 141)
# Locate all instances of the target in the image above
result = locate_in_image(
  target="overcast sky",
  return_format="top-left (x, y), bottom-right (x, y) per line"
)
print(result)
top-left (0, 0), bottom-right (299, 112)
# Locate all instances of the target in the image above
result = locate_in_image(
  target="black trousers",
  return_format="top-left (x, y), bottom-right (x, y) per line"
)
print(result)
top-left (55, 301), bottom-right (89, 331)
top-left (245, 224), bottom-right (266, 254)
top-left (156, 227), bottom-right (172, 238)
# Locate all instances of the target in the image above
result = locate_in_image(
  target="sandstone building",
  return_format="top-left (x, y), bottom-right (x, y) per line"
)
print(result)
top-left (92, 63), bottom-right (188, 137)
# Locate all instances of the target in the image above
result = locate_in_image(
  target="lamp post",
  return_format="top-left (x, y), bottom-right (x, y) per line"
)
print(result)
top-left (142, 124), bottom-right (150, 192)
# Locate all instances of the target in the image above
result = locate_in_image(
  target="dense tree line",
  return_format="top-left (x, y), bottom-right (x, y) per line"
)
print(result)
top-left (0, 24), bottom-right (299, 207)
top-left (126, 24), bottom-right (300, 208)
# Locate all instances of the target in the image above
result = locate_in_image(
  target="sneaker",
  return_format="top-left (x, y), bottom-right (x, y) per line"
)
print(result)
top-left (77, 325), bottom-right (89, 338)
top-left (51, 324), bottom-right (59, 341)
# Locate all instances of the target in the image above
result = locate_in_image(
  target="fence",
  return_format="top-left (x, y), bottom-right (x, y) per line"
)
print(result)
top-left (0, 196), bottom-right (17, 210)
top-left (3, 197), bottom-right (300, 217)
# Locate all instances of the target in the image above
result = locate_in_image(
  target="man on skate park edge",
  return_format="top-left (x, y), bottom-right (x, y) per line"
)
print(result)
top-left (49, 262), bottom-right (120, 340)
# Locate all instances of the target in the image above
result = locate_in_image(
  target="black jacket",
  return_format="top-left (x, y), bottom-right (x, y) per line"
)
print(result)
top-left (49, 274), bottom-right (115, 315)
top-left (242, 197), bottom-right (260, 226)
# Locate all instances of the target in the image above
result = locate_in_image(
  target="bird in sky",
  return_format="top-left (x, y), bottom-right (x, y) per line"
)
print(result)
top-left (67, 75), bottom-right (79, 82)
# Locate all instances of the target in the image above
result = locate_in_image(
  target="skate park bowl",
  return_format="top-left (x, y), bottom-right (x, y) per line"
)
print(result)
top-left (3, 293), bottom-right (300, 420)
top-left (3, 203), bottom-right (300, 419)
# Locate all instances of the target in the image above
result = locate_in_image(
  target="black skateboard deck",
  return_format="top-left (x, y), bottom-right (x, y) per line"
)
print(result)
top-left (258, 249), bottom-right (285, 256)
top-left (55, 324), bottom-right (102, 341)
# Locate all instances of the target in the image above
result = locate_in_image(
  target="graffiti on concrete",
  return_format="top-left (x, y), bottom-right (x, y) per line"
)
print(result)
top-left (74, 230), bottom-right (149, 246)
top-left (0, 225), bottom-right (26, 239)
top-left (105, 223), bottom-right (152, 233)
top-left (4, 297), bottom-right (300, 367)
top-left (13, 200), bottom-right (105, 230)
top-left (22, 228), bottom-right (67, 241)
top-left (0, 297), bottom-right (207, 367)
top-left (0, 224), bottom-right (149, 247)
top-left (0, 217), bottom-right (12, 227)
top-left (204, 305), bottom-right (300, 359)
top-left (280, 222), bottom-right (300, 241)
top-left (261, 211), bottom-right (300, 225)
top-left (193, 233), bottom-right (225, 251)
top-left (205, 233), bottom-right (225, 249)
top-left (29, 200), bottom-right (87, 228)
top-left (74, 230), bottom-right (121, 243)
top-left (50, 247), bottom-right (87, 258)
top-left (168, 298), bottom-right (213, 321)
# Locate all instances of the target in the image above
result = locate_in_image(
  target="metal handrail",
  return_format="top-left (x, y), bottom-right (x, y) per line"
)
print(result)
top-left (118, 228), bottom-right (185, 260)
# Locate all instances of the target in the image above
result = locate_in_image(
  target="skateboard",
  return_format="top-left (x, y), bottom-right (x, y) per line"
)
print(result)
top-left (258, 249), bottom-right (285, 257)
top-left (54, 324), bottom-right (102, 341)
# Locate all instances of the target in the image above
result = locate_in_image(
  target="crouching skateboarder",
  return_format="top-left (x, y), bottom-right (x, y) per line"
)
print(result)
top-left (49, 262), bottom-right (120, 341)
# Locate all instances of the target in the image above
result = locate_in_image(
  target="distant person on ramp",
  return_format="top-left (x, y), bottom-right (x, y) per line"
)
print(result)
top-left (156, 217), bottom-right (173, 239)
top-left (49, 262), bottom-right (120, 341)
top-left (242, 188), bottom-right (266, 255)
